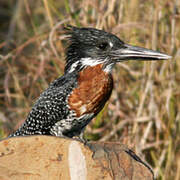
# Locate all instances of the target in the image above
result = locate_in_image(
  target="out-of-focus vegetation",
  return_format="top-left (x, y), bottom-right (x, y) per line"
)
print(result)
top-left (0, 0), bottom-right (179, 179)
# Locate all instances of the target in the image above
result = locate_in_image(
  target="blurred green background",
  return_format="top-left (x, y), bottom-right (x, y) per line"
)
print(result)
top-left (0, 0), bottom-right (179, 179)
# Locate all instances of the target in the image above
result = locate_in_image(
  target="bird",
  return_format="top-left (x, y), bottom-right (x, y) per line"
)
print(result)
top-left (9, 25), bottom-right (171, 141)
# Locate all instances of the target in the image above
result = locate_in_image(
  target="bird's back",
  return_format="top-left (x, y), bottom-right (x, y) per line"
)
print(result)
top-left (10, 72), bottom-right (79, 137)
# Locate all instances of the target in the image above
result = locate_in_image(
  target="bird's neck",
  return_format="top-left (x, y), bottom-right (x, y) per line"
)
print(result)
top-left (65, 56), bottom-right (115, 74)
top-left (68, 64), bottom-right (113, 117)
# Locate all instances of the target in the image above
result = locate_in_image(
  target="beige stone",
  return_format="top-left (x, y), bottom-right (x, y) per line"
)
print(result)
top-left (0, 136), bottom-right (153, 180)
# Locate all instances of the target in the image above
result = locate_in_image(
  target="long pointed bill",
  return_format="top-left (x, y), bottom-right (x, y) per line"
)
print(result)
top-left (112, 44), bottom-right (171, 61)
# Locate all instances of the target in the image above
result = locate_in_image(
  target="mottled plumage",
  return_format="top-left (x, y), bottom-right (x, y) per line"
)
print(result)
top-left (9, 25), bottom-right (171, 140)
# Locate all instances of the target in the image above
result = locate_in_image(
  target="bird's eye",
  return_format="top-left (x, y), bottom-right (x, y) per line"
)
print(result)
top-left (98, 42), bottom-right (109, 50)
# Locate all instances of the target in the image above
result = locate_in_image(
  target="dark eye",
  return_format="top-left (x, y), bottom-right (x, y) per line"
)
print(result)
top-left (98, 42), bottom-right (109, 50)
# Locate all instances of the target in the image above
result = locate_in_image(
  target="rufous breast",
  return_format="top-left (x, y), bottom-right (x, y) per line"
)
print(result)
top-left (68, 64), bottom-right (113, 117)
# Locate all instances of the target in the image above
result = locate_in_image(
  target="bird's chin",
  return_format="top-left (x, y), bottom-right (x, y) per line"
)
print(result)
top-left (103, 62), bottom-right (115, 73)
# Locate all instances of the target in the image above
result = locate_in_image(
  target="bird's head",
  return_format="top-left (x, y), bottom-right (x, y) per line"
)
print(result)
top-left (64, 25), bottom-right (171, 73)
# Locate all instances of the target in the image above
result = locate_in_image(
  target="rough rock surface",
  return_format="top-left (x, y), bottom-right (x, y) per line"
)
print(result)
top-left (0, 136), bottom-right (154, 180)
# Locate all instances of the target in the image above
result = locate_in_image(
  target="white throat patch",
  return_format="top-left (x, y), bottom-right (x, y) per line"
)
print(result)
top-left (103, 63), bottom-right (115, 73)
top-left (80, 57), bottom-right (103, 67)
top-left (68, 57), bottom-right (114, 73)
